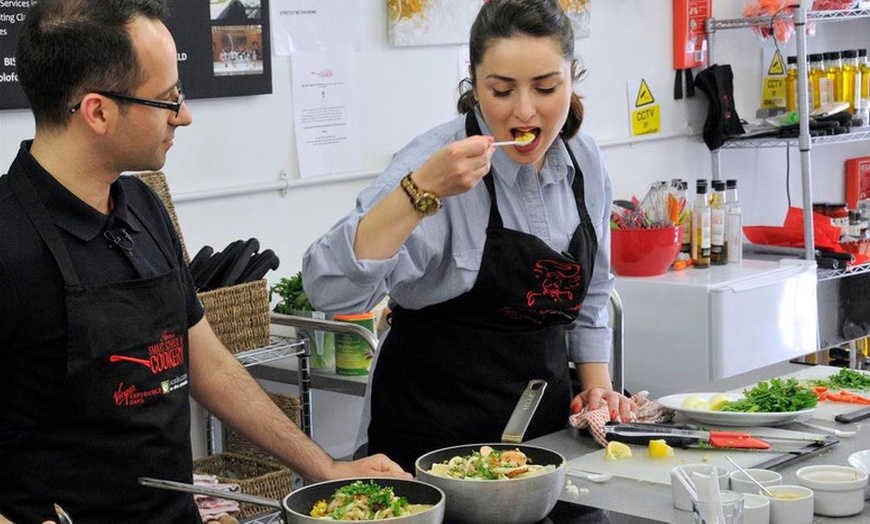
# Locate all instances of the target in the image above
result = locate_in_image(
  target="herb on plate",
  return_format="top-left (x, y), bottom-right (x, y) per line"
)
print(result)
top-left (810, 368), bottom-right (870, 391)
top-left (717, 378), bottom-right (818, 413)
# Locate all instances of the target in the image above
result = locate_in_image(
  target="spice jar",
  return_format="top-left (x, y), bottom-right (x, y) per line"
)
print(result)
top-left (827, 203), bottom-right (849, 238)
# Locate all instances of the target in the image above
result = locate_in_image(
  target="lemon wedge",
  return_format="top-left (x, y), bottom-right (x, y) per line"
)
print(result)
top-left (605, 441), bottom-right (633, 461)
top-left (681, 395), bottom-right (706, 409)
top-left (708, 394), bottom-right (733, 411)
top-left (648, 439), bottom-right (675, 458)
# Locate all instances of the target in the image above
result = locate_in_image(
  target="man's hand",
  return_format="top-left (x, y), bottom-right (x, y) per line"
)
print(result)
top-left (325, 454), bottom-right (412, 481)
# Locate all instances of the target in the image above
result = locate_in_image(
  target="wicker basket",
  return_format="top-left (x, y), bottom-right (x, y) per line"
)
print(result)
top-left (226, 392), bottom-right (302, 462)
top-left (198, 279), bottom-right (271, 354)
top-left (137, 171), bottom-right (190, 264)
top-left (137, 171), bottom-right (271, 354)
top-left (193, 452), bottom-right (293, 519)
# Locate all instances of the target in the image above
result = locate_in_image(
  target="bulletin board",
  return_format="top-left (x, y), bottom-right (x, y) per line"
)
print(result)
top-left (0, 0), bottom-right (272, 111)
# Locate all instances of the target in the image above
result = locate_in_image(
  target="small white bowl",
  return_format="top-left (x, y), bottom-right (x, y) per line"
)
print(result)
top-left (847, 449), bottom-right (870, 500)
top-left (729, 468), bottom-right (782, 494)
top-left (795, 464), bottom-right (869, 517)
top-left (764, 485), bottom-right (814, 524)
top-left (742, 492), bottom-right (771, 524)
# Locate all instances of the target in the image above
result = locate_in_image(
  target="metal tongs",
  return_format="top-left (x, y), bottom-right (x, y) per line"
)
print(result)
top-left (603, 422), bottom-right (828, 453)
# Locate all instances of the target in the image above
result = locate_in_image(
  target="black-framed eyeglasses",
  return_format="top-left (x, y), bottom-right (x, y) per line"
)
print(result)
top-left (70, 82), bottom-right (185, 117)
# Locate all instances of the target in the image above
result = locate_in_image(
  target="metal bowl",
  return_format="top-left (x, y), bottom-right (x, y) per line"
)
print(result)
top-left (281, 477), bottom-right (446, 524)
top-left (415, 444), bottom-right (566, 524)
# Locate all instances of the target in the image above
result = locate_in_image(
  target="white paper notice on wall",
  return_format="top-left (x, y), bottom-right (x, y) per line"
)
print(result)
top-left (291, 50), bottom-right (362, 178)
top-left (271, 0), bottom-right (362, 55)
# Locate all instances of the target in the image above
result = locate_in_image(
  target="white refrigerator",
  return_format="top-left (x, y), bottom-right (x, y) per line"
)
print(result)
top-left (615, 259), bottom-right (818, 397)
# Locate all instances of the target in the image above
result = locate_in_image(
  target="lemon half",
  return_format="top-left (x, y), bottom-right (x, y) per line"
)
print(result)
top-left (605, 441), bottom-right (633, 461)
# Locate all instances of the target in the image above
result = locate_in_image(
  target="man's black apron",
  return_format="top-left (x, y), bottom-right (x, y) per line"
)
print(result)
top-left (368, 113), bottom-right (598, 471)
top-left (6, 163), bottom-right (199, 524)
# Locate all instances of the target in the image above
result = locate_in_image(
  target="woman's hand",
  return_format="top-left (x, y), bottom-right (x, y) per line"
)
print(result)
top-left (413, 135), bottom-right (494, 198)
top-left (571, 387), bottom-right (637, 422)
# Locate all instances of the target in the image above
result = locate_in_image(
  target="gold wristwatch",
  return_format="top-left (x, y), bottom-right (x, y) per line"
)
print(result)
top-left (400, 173), bottom-right (442, 217)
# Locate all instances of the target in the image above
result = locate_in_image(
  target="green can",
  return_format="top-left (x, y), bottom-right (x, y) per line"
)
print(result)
top-left (334, 312), bottom-right (376, 376)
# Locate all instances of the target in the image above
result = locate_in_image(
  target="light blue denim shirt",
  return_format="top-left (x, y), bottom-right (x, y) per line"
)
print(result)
top-left (302, 110), bottom-right (614, 364)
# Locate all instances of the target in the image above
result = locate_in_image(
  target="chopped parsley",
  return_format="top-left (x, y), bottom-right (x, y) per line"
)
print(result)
top-left (718, 378), bottom-right (818, 413)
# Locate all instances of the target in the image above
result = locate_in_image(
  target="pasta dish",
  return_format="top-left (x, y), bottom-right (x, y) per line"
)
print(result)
top-left (428, 446), bottom-right (556, 480)
top-left (309, 480), bottom-right (431, 520)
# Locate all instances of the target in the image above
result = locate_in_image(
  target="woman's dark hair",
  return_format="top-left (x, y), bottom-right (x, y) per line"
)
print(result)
top-left (15, 0), bottom-right (169, 129)
top-left (457, 0), bottom-right (585, 138)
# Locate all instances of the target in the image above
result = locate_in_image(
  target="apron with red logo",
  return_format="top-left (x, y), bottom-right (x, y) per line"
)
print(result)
top-left (368, 112), bottom-right (598, 471)
top-left (6, 163), bottom-right (198, 524)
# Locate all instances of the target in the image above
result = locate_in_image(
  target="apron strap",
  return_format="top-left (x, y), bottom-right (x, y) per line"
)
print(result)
top-left (8, 163), bottom-right (81, 287)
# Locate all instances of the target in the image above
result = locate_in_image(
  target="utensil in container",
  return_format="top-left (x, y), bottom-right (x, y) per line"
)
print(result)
top-left (725, 456), bottom-right (775, 498)
top-left (139, 476), bottom-right (446, 524)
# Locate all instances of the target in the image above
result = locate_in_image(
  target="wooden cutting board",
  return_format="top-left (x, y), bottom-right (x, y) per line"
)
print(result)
top-left (566, 426), bottom-right (826, 485)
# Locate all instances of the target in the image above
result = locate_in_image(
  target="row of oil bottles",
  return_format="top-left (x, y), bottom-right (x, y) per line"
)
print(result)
top-left (669, 178), bottom-right (743, 269)
top-left (785, 48), bottom-right (870, 115)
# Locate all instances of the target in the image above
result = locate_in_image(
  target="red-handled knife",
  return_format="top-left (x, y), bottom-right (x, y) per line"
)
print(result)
top-left (603, 423), bottom-right (771, 449)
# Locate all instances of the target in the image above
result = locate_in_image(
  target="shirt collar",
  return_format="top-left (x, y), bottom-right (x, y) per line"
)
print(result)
top-left (473, 110), bottom-right (575, 188)
top-left (16, 140), bottom-right (140, 242)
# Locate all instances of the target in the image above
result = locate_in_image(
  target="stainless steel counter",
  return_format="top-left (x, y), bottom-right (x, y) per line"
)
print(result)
top-left (526, 421), bottom-right (869, 524)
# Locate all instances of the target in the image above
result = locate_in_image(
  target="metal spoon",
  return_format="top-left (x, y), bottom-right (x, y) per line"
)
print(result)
top-left (493, 135), bottom-right (535, 147)
top-left (725, 456), bottom-right (775, 497)
top-left (567, 468), bottom-right (613, 483)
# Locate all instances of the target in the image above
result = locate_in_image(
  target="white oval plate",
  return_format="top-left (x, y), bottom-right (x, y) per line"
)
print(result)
top-left (657, 392), bottom-right (815, 427)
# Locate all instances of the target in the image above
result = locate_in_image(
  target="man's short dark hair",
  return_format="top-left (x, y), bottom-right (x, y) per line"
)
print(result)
top-left (16, 0), bottom-right (170, 129)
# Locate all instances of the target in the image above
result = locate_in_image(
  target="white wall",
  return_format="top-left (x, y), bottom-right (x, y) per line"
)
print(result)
top-left (3, 1), bottom-right (868, 457)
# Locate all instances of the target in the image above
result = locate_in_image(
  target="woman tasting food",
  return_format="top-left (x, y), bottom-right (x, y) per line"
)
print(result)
top-left (303, 0), bottom-right (636, 471)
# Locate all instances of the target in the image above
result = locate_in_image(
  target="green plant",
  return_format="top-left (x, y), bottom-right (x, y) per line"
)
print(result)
top-left (270, 271), bottom-right (313, 313)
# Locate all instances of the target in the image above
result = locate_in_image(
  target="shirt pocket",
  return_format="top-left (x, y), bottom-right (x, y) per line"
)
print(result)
top-left (452, 248), bottom-right (484, 273)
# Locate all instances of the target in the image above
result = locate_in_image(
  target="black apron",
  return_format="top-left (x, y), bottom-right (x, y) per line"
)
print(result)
top-left (6, 163), bottom-right (199, 524)
top-left (368, 113), bottom-right (599, 471)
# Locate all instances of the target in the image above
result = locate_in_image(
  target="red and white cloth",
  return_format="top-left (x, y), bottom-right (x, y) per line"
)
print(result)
top-left (568, 391), bottom-right (674, 447)
top-left (193, 474), bottom-right (241, 523)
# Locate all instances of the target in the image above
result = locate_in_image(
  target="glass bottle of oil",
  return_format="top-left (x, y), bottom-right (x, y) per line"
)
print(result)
top-left (725, 179), bottom-right (742, 264)
top-left (670, 179), bottom-right (691, 256)
top-left (710, 180), bottom-right (727, 266)
top-left (808, 53), bottom-right (827, 110)
top-left (691, 179), bottom-right (710, 269)
top-left (859, 49), bottom-right (870, 102)
top-left (786, 55), bottom-right (798, 112)
top-left (840, 49), bottom-right (861, 114)
top-left (825, 51), bottom-right (843, 106)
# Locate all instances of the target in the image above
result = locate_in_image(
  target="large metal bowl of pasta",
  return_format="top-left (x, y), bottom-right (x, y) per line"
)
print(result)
top-left (139, 476), bottom-right (445, 523)
top-left (282, 477), bottom-right (445, 523)
top-left (415, 444), bottom-right (566, 524)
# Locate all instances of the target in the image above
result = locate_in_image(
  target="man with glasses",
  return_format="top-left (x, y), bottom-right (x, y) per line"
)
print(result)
top-left (0, 1), bottom-right (407, 523)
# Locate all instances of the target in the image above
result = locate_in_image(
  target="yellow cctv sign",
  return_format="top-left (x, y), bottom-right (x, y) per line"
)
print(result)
top-left (630, 79), bottom-right (660, 136)
top-left (762, 50), bottom-right (787, 109)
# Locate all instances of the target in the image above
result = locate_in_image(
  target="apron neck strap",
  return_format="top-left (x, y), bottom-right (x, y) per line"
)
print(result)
top-left (8, 161), bottom-right (81, 287)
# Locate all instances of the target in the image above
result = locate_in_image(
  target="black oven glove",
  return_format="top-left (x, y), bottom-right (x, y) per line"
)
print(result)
top-left (694, 64), bottom-right (745, 150)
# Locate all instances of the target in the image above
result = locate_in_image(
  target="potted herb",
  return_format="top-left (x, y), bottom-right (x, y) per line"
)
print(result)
top-left (270, 271), bottom-right (334, 370)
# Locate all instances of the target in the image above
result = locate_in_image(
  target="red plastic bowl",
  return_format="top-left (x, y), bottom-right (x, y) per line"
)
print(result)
top-left (610, 226), bottom-right (682, 277)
